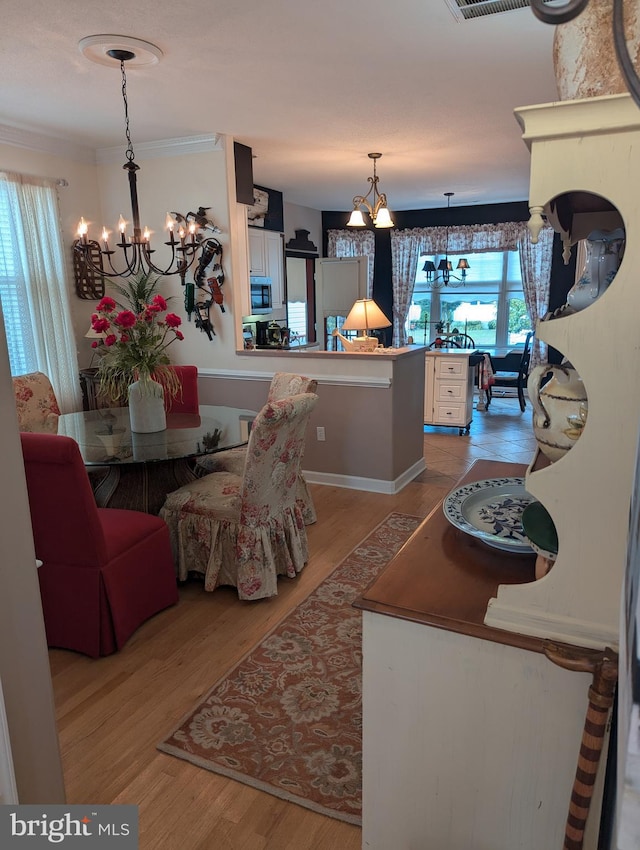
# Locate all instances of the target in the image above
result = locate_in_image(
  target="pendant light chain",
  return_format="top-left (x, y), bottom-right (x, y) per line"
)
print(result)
top-left (120, 59), bottom-right (136, 165)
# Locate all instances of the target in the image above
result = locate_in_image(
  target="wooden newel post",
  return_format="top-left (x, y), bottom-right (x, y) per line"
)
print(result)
top-left (543, 641), bottom-right (619, 850)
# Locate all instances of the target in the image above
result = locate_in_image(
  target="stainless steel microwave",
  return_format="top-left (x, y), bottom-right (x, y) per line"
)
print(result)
top-left (250, 276), bottom-right (273, 314)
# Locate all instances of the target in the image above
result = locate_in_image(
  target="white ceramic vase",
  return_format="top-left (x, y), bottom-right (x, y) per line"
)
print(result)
top-left (553, 0), bottom-right (640, 100)
top-left (128, 378), bottom-right (166, 433)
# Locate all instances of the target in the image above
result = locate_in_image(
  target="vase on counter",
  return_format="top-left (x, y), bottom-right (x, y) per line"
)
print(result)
top-left (527, 364), bottom-right (588, 462)
top-left (128, 377), bottom-right (166, 433)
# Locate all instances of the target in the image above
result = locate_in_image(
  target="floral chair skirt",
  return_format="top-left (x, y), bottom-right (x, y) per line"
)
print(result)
top-left (160, 472), bottom-right (309, 600)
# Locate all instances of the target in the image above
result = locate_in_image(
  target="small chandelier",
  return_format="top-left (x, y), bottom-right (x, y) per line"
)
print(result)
top-left (74, 37), bottom-right (206, 281)
top-left (421, 192), bottom-right (470, 289)
top-left (347, 153), bottom-right (394, 229)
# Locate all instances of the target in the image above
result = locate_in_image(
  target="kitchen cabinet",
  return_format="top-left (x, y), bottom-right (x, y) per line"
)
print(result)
top-left (424, 350), bottom-right (475, 434)
top-left (248, 228), bottom-right (267, 276)
top-left (248, 228), bottom-right (284, 311)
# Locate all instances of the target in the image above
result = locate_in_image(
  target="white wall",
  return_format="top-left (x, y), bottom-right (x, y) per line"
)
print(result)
top-left (0, 303), bottom-right (65, 802)
top-left (283, 201), bottom-right (322, 255)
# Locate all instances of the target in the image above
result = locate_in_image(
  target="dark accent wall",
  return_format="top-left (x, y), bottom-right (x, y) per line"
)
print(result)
top-left (322, 201), bottom-right (575, 357)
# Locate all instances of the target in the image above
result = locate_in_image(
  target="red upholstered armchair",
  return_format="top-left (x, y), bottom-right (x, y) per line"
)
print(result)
top-left (20, 432), bottom-right (179, 658)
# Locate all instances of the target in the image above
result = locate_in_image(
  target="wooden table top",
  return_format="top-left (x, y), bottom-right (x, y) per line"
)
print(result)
top-left (353, 459), bottom-right (547, 653)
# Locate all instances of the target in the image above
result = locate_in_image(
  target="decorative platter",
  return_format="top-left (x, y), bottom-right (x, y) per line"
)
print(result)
top-left (521, 500), bottom-right (558, 561)
top-left (442, 477), bottom-right (535, 554)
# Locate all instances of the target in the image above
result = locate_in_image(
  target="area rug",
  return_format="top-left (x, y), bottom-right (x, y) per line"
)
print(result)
top-left (157, 512), bottom-right (421, 825)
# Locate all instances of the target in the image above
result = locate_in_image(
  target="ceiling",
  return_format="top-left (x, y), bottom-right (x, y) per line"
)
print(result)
top-left (0, 0), bottom-right (559, 214)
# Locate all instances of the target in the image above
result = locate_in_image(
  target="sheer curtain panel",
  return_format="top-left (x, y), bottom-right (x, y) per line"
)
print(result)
top-left (0, 172), bottom-right (81, 412)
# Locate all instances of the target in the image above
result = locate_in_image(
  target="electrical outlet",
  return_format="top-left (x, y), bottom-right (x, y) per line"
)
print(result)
top-left (316, 426), bottom-right (326, 441)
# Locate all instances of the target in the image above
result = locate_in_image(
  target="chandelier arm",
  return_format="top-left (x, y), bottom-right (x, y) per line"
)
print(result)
top-left (529, 0), bottom-right (589, 25)
top-left (352, 194), bottom-right (375, 216)
top-left (613, 0), bottom-right (640, 108)
top-left (140, 243), bottom-right (201, 278)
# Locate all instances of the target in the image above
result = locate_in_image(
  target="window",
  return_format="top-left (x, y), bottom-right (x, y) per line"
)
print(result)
top-left (0, 185), bottom-right (38, 375)
top-left (408, 250), bottom-right (531, 348)
top-left (0, 172), bottom-right (82, 412)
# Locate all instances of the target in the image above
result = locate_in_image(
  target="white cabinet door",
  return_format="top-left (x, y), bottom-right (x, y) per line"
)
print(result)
top-left (248, 228), bottom-right (267, 276)
top-left (315, 257), bottom-right (369, 348)
top-left (265, 231), bottom-right (284, 308)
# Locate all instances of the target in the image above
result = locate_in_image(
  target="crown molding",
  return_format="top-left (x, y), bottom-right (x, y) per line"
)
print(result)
top-left (0, 123), bottom-right (95, 164)
top-left (0, 123), bottom-right (222, 166)
top-left (96, 134), bottom-right (223, 164)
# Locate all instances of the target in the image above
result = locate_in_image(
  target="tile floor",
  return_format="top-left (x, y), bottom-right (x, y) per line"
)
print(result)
top-left (418, 393), bottom-right (539, 489)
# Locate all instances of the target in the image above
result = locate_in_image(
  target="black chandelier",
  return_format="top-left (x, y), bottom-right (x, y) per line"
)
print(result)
top-left (74, 41), bottom-right (207, 281)
top-left (421, 193), bottom-right (470, 289)
top-left (530, 0), bottom-right (640, 108)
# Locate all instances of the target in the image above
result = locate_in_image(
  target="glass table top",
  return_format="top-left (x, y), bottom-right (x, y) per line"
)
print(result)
top-left (57, 404), bottom-right (257, 466)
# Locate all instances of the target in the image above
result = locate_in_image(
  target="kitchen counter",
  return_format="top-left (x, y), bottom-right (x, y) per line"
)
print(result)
top-left (237, 344), bottom-right (425, 360)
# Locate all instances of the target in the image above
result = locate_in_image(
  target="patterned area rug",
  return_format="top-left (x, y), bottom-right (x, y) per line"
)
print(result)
top-left (157, 512), bottom-right (421, 825)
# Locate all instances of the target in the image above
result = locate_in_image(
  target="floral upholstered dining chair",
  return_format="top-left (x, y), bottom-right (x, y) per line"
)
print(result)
top-left (12, 371), bottom-right (61, 432)
top-left (160, 391), bottom-right (318, 600)
top-left (195, 371), bottom-right (318, 524)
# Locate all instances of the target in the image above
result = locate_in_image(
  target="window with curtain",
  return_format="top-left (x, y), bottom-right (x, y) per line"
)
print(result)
top-left (0, 172), bottom-right (82, 412)
top-left (409, 249), bottom-right (531, 348)
top-left (0, 187), bottom-right (36, 374)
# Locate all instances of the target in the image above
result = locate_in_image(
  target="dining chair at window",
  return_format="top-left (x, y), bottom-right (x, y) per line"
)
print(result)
top-left (196, 372), bottom-right (318, 524)
top-left (487, 332), bottom-right (534, 413)
top-left (160, 392), bottom-right (318, 600)
top-left (20, 432), bottom-right (178, 657)
top-left (427, 334), bottom-right (475, 350)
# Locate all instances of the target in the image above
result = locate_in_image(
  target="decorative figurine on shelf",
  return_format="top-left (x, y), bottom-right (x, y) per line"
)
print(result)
top-left (566, 228), bottom-right (625, 312)
top-left (527, 363), bottom-right (588, 462)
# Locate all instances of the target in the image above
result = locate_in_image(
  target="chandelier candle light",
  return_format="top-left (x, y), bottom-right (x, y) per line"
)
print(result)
top-left (347, 153), bottom-right (394, 229)
top-left (75, 36), bottom-right (205, 281)
top-left (421, 192), bottom-right (470, 289)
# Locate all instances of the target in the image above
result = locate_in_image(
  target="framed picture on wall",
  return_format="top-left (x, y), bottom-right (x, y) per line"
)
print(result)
top-left (247, 185), bottom-right (284, 232)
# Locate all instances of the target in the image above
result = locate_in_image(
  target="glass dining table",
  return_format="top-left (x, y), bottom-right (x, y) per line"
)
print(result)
top-left (57, 404), bottom-right (257, 514)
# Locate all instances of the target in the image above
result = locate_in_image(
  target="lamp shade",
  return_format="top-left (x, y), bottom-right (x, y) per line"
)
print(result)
top-left (342, 299), bottom-right (392, 333)
top-left (437, 259), bottom-right (452, 272)
top-left (457, 259), bottom-right (470, 270)
top-left (347, 209), bottom-right (366, 227)
top-left (373, 206), bottom-right (394, 228)
top-left (422, 260), bottom-right (437, 274)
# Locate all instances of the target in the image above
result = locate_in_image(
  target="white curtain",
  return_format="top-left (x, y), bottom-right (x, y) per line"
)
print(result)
top-left (0, 172), bottom-right (81, 413)
top-left (327, 229), bottom-right (375, 297)
top-left (390, 221), bottom-right (555, 351)
top-left (389, 229), bottom-right (423, 347)
top-left (518, 225), bottom-right (554, 369)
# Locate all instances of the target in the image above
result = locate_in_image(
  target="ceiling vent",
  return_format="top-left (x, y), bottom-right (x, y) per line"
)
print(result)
top-left (445, 0), bottom-right (555, 22)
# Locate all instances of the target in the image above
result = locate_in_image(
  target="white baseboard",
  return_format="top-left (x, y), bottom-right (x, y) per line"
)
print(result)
top-left (304, 457), bottom-right (425, 495)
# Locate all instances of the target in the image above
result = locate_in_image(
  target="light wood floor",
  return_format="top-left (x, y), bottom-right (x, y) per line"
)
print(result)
top-left (49, 398), bottom-right (534, 850)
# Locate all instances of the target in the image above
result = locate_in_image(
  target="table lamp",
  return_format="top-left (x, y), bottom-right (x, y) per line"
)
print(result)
top-left (333, 298), bottom-right (392, 352)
